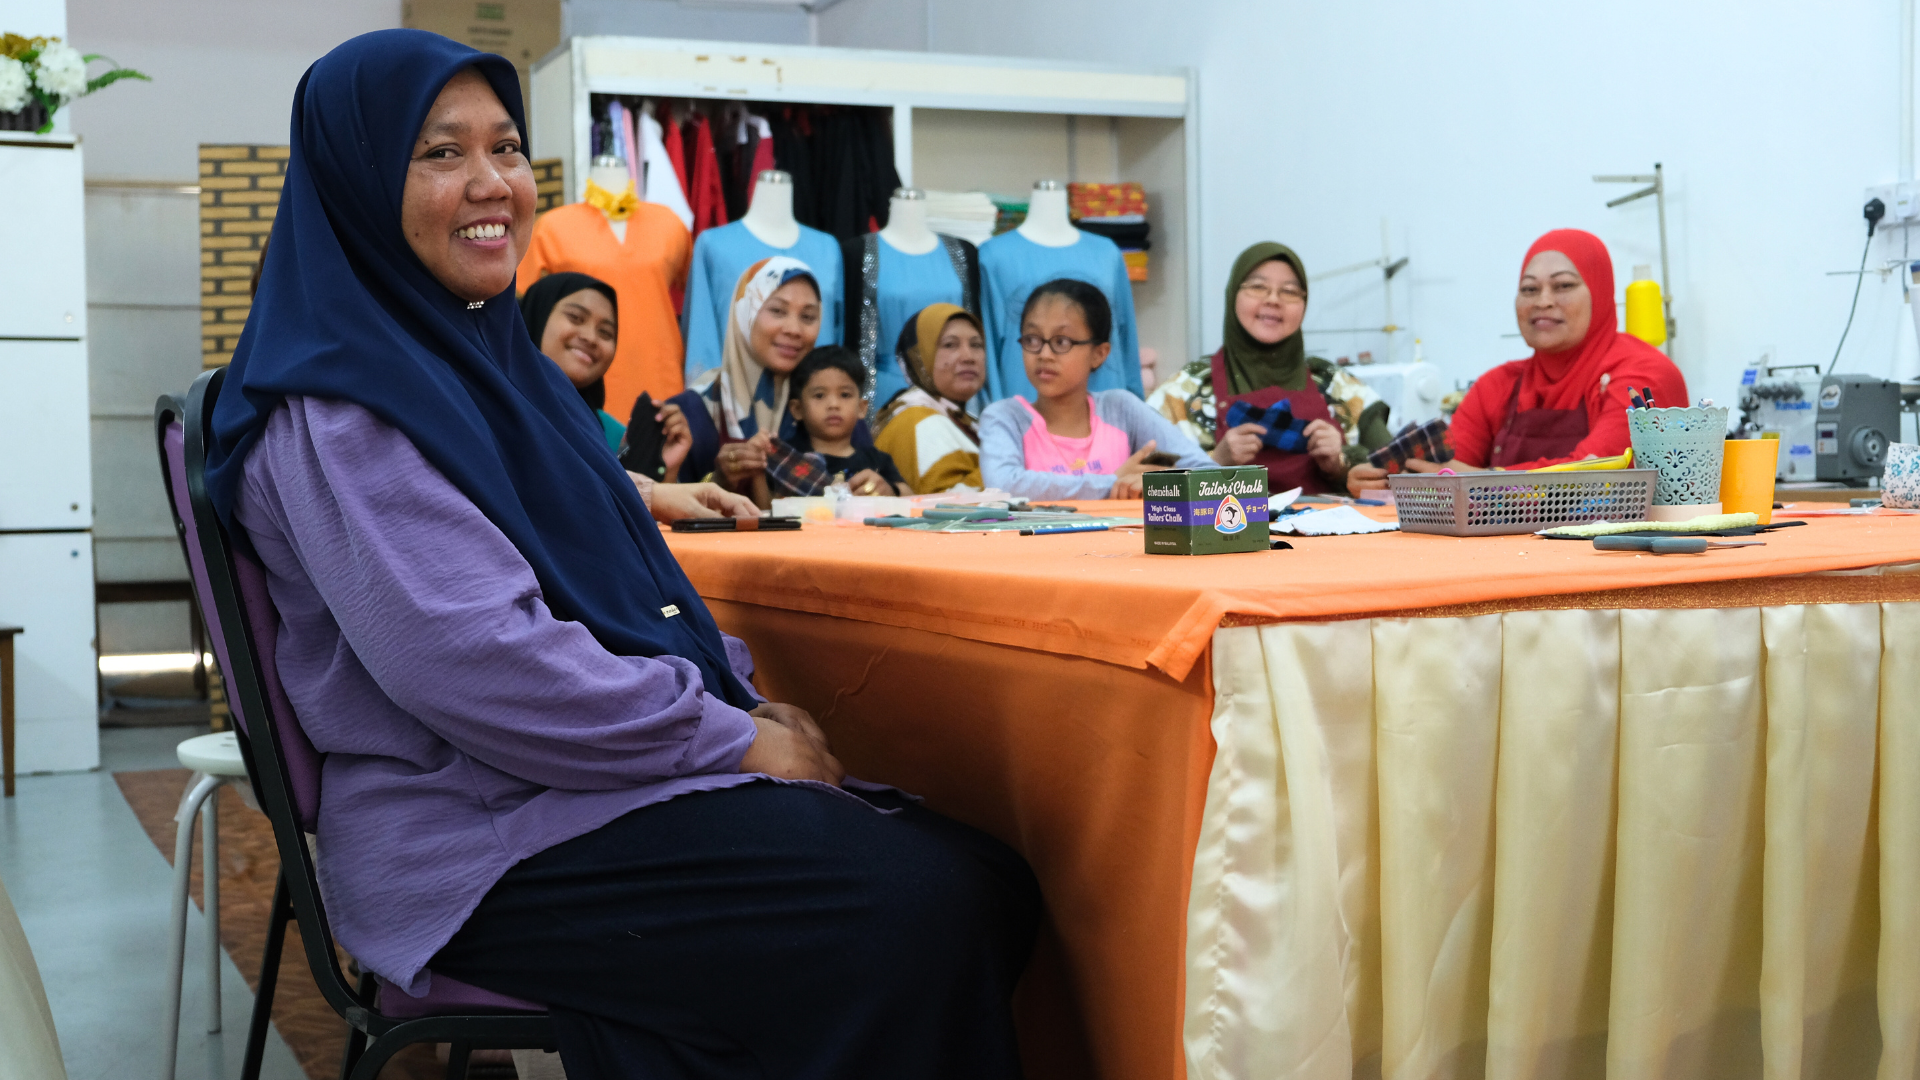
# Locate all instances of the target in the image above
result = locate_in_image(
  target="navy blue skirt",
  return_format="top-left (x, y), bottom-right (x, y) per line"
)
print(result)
top-left (432, 781), bottom-right (1039, 1079)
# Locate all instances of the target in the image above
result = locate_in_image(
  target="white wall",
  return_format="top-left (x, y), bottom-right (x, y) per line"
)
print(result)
top-left (820, 0), bottom-right (1920, 410)
top-left (568, 0), bottom-right (808, 44)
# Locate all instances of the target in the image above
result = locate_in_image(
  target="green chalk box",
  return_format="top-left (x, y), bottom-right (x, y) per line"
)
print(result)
top-left (1143, 466), bottom-right (1271, 555)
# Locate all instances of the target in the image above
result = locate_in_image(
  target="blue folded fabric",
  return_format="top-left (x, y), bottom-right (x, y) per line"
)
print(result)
top-left (1224, 399), bottom-right (1310, 453)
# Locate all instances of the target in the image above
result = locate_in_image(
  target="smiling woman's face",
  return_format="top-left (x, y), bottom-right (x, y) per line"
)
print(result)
top-left (749, 279), bottom-right (822, 374)
top-left (1515, 249), bottom-right (1593, 353)
top-left (537, 288), bottom-right (618, 388)
top-left (400, 68), bottom-right (536, 303)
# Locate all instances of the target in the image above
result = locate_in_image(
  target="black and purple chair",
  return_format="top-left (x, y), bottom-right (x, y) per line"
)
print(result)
top-left (155, 367), bottom-right (552, 1080)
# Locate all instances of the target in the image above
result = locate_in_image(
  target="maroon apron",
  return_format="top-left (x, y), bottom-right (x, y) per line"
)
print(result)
top-left (1209, 350), bottom-right (1335, 494)
top-left (1488, 377), bottom-right (1588, 468)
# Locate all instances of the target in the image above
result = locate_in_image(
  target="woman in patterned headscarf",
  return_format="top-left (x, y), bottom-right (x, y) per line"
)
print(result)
top-left (871, 302), bottom-right (988, 492)
top-left (657, 255), bottom-right (823, 487)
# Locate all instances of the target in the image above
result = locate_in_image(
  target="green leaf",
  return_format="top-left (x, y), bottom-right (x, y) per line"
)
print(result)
top-left (83, 68), bottom-right (150, 96)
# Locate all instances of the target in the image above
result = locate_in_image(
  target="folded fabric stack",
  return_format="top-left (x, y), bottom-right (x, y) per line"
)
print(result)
top-left (1367, 418), bottom-right (1454, 474)
top-left (923, 190), bottom-right (998, 246)
top-left (1069, 182), bottom-right (1150, 281)
top-left (991, 197), bottom-right (1028, 236)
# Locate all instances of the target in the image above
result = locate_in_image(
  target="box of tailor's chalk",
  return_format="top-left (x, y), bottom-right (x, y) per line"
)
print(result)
top-left (1143, 466), bottom-right (1270, 554)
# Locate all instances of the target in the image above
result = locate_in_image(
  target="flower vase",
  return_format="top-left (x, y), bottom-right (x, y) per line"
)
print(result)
top-left (0, 100), bottom-right (49, 132)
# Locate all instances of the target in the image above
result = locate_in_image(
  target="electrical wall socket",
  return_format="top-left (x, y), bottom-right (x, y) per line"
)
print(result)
top-left (1867, 183), bottom-right (1920, 225)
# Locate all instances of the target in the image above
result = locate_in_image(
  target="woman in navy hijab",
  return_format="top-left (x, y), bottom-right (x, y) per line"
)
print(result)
top-left (207, 30), bottom-right (1036, 1078)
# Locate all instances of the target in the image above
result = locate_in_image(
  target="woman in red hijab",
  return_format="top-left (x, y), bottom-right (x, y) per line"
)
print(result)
top-left (1350, 229), bottom-right (1685, 488)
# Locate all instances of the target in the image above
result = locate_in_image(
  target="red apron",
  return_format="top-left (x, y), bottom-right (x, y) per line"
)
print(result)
top-left (1209, 350), bottom-right (1335, 495)
top-left (1488, 377), bottom-right (1588, 468)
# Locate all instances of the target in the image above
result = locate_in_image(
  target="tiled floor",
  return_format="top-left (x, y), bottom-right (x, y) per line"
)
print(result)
top-left (0, 724), bottom-right (305, 1080)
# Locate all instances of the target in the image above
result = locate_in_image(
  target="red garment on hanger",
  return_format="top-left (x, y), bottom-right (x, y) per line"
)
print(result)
top-left (687, 115), bottom-right (730, 236)
top-left (745, 127), bottom-right (775, 205)
top-left (663, 109), bottom-right (692, 204)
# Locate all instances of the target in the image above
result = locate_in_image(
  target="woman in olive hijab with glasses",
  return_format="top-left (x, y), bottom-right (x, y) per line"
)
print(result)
top-left (1148, 241), bottom-right (1393, 493)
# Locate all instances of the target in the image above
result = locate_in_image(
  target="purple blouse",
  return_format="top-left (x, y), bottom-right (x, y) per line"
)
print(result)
top-left (234, 396), bottom-right (771, 996)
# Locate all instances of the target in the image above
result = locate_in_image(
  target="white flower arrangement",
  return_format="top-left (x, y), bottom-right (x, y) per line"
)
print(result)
top-left (0, 33), bottom-right (148, 134)
top-left (0, 57), bottom-right (28, 114)
top-left (32, 42), bottom-right (87, 100)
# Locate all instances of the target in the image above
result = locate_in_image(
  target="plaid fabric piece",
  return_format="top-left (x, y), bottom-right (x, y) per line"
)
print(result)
top-left (1366, 418), bottom-right (1454, 473)
top-left (765, 438), bottom-right (831, 496)
top-left (1224, 399), bottom-right (1310, 453)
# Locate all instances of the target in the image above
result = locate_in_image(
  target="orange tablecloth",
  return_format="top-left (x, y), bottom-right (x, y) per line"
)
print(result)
top-left (663, 510), bottom-right (1920, 1080)
top-left (670, 508), bottom-right (1920, 681)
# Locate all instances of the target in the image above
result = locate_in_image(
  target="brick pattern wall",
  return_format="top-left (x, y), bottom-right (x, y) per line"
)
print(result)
top-left (532, 157), bottom-right (564, 214)
top-left (199, 145), bottom-right (289, 370)
top-left (197, 152), bottom-right (563, 373)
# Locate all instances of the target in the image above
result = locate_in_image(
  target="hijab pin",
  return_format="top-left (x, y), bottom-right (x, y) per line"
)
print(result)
top-left (466, 300), bottom-right (485, 310)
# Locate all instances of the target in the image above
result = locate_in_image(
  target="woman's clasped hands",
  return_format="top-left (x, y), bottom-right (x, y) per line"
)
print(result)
top-left (740, 702), bottom-right (844, 787)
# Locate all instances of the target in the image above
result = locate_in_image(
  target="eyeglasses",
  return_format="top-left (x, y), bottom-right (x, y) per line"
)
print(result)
top-left (1239, 282), bottom-right (1307, 305)
top-left (1018, 334), bottom-right (1097, 355)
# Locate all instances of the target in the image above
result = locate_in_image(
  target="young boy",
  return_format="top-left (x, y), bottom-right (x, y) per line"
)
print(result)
top-left (764, 346), bottom-right (912, 502)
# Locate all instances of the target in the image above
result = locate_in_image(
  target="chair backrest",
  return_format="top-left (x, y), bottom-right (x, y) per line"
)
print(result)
top-left (155, 399), bottom-right (324, 829)
top-left (156, 370), bottom-right (365, 1020)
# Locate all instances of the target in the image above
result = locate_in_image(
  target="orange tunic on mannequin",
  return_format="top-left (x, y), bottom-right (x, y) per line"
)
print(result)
top-left (517, 201), bottom-right (692, 422)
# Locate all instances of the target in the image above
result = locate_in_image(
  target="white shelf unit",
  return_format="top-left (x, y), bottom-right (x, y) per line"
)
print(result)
top-left (0, 131), bottom-right (98, 775)
top-left (530, 36), bottom-right (1202, 369)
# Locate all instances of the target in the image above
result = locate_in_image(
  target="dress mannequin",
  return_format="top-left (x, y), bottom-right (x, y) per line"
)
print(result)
top-left (522, 155), bottom-right (694, 420)
top-left (1016, 180), bottom-right (1080, 248)
top-left (843, 185), bottom-right (980, 411)
top-left (740, 170), bottom-right (801, 249)
top-left (978, 179), bottom-right (1140, 401)
top-left (878, 188), bottom-right (939, 256)
top-left (586, 157), bottom-right (632, 242)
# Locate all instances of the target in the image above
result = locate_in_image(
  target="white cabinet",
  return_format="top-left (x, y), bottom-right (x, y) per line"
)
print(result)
top-left (0, 532), bottom-right (98, 774)
top-left (0, 339), bottom-right (92, 531)
top-left (0, 136), bottom-right (87, 340)
top-left (0, 132), bottom-right (97, 775)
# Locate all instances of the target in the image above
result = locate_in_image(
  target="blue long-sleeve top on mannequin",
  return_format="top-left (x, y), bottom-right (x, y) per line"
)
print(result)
top-left (682, 221), bottom-right (844, 380)
top-left (978, 230), bottom-right (1141, 403)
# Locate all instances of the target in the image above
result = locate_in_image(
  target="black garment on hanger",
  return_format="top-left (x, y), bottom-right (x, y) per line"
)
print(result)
top-left (769, 110), bottom-right (816, 228)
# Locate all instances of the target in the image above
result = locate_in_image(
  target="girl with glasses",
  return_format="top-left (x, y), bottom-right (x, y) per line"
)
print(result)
top-left (979, 278), bottom-right (1211, 499)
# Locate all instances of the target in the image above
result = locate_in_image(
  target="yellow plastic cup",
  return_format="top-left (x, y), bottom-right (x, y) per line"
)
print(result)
top-left (1720, 439), bottom-right (1779, 524)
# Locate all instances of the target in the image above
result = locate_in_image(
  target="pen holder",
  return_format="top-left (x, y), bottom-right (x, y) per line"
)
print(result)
top-left (1628, 406), bottom-right (1728, 521)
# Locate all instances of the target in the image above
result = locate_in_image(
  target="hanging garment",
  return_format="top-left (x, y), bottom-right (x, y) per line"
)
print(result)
top-left (638, 109), bottom-right (694, 231)
top-left (769, 111), bottom-right (816, 229)
top-left (663, 109), bottom-right (692, 203)
top-left (686, 115), bottom-right (729, 235)
top-left (681, 220), bottom-right (844, 379)
top-left (743, 115), bottom-right (775, 206)
top-left (717, 108), bottom-right (751, 222)
top-left (617, 102), bottom-right (642, 197)
top-left (977, 229), bottom-right (1142, 402)
top-left (842, 231), bottom-right (980, 412)
top-left (518, 201), bottom-right (693, 421)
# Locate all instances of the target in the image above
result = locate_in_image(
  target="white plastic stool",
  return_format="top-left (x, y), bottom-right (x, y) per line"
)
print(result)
top-left (160, 731), bottom-right (250, 1080)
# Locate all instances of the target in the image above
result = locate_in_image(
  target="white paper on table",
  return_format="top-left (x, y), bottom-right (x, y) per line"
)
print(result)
top-left (1272, 504), bottom-right (1400, 536)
